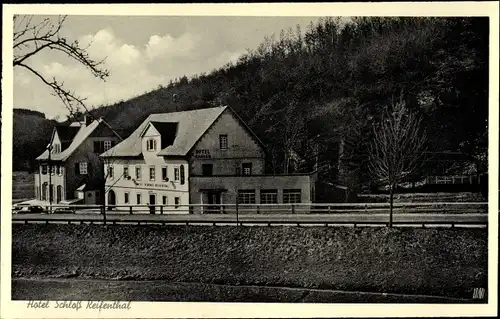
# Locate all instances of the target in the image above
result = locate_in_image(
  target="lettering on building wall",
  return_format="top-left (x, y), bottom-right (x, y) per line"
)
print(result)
top-left (136, 183), bottom-right (172, 188)
top-left (194, 149), bottom-right (211, 159)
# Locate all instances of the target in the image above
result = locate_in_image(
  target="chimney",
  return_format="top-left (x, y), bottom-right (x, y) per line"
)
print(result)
top-left (83, 115), bottom-right (92, 126)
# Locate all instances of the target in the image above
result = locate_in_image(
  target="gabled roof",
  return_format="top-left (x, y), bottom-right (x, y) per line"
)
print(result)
top-left (101, 106), bottom-right (226, 157)
top-left (101, 105), bottom-right (266, 158)
top-left (37, 118), bottom-right (111, 161)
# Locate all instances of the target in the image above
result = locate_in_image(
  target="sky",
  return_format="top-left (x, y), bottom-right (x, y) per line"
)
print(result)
top-left (13, 15), bottom-right (323, 120)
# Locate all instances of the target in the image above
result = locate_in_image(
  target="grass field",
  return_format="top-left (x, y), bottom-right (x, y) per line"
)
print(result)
top-left (12, 224), bottom-right (487, 299)
top-left (12, 171), bottom-right (34, 200)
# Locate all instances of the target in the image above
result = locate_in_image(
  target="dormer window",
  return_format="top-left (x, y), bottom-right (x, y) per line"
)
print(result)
top-left (146, 139), bottom-right (157, 151)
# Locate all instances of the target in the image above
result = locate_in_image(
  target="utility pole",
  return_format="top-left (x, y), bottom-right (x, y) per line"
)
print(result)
top-left (315, 142), bottom-right (319, 172)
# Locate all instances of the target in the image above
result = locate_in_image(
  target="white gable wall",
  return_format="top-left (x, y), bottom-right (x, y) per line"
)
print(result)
top-left (142, 123), bottom-right (163, 162)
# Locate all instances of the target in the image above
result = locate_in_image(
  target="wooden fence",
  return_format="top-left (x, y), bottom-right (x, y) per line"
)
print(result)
top-left (12, 202), bottom-right (488, 228)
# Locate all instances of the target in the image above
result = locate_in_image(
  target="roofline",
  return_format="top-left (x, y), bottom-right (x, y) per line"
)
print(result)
top-left (225, 105), bottom-right (267, 150)
top-left (101, 118), bottom-right (125, 141)
top-left (137, 115), bottom-right (154, 138)
top-left (190, 172), bottom-right (317, 177)
top-left (36, 118), bottom-right (104, 161)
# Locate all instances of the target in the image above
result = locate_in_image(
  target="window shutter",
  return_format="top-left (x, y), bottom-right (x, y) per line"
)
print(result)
top-left (75, 163), bottom-right (80, 175)
top-left (180, 165), bottom-right (185, 185)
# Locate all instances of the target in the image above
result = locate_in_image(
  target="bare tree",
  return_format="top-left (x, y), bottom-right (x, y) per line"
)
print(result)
top-left (13, 15), bottom-right (109, 115)
top-left (369, 96), bottom-right (427, 227)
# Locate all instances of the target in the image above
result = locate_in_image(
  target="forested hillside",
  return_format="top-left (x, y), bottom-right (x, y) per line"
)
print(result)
top-left (14, 17), bottom-right (488, 191)
top-left (13, 109), bottom-right (57, 171)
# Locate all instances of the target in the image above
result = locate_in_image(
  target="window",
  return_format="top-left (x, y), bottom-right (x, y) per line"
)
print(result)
top-left (93, 141), bottom-right (101, 153)
top-left (180, 165), bottom-right (185, 185)
top-left (235, 167), bottom-right (241, 175)
top-left (174, 167), bottom-right (180, 181)
top-left (261, 190), bottom-right (278, 204)
top-left (95, 141), bottom-right (115, 153)
top-left (52, 144), bottom-right (60, 153)
top-left (202, 164), bottom-right (213, 176)
top-left (50, 165), bottom-right (55, 175)
top-left (96, 191), bottom-right (100, 199)
top-left (219, 134), bottom-right (228, 150)
top-left (136, 166), bottom-right (141, 180)
top-left (146, 139), bottom-right (157, 151)
top-left (162, 166), bottom-right (168, 181)
top-left (123, 166), bottom-right (129, 178)
top-left (56, 185), bottom-right (63, 203)
top-left (238, 190), bottom-right (256, 204)
top-left (104, 141), bottom-right (112, 151)
top-left (108, 166), bottom-right (114, 179)
top-left (162, 196), bottom-right (168, 205)
top-left (174, 197), bottom-right (180, 208)
top-left (78, 162), bottom-right (88, 175)
top-left (56, 165), bottom-right (62, 175)
top-left (124, 192), bottom-right (129, 204)
top-left (283, 189), bottom-right (301, 204)
top-left (137, 193), bottom-right (142, 204)
top-left (149, 166), bottom-right (155, 181)
top-left (41, 164), bottom-right (48, 175)
top-left (242, 163), bottom-right (252, 176)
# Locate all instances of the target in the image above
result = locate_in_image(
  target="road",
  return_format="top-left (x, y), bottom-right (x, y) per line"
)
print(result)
top-left (12, 212), bottom-right (488, 226)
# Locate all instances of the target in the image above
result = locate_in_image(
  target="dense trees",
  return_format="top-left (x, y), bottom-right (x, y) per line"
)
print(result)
top-left (14, 17), bottom-right (489, 195)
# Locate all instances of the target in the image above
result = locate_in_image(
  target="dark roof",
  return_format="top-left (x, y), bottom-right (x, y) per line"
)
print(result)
top-left (150, 121), bottom-right (178, 149)
top-left (38, 119), bottom-right (105, 161)
top-left (101, 106), bottom-right (228, 157)
top-left (101, 106), bottom-right (267, 158)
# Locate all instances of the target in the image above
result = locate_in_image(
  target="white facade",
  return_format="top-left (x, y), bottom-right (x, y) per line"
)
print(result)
top-left (104, 130), bottom-right (190, 213)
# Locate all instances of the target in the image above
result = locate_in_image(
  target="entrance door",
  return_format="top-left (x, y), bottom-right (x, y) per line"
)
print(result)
top-left (149, 194), bottom-right (156, 214)
top-left (207, 191), bottom-right (221, 213)
top-left (108, 190), bottom-right (116, 210)
top-left (56, 185), bottom-right (62, 203)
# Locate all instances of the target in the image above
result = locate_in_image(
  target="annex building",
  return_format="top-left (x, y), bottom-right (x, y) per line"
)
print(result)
top-left (35, 116), bottom-right (121, 206)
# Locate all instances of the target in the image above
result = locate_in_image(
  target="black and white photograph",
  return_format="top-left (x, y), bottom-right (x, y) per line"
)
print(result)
top-left (1, 2), bottom-right (498, 318)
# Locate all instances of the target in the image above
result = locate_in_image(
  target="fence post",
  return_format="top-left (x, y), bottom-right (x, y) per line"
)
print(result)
top-left (292, 204), bottom-right (295, 214)
top-left (129, 205), bottom-right (133, 215)
top-left (160, 206), bottom-right (163, 214)
top-left (102, 205), bottom-right (107, 225)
